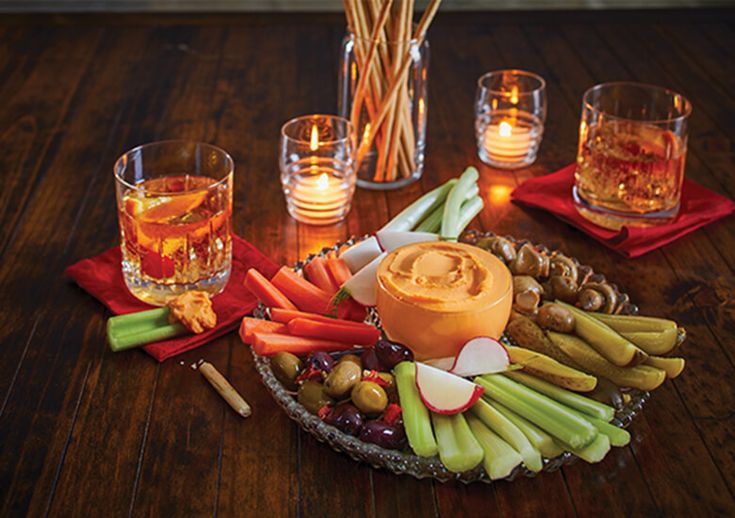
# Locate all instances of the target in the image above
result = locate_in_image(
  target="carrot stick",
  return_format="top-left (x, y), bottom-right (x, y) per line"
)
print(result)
top-left (271, 266), bottom-right (334, 315)
top-left (239, 317), bottom-right (288, 345)
top-left (287, 318), bottom-right (380, 346)
top-left (304, 257), bottom-right (339, 294)
top-left (325, 257), bottom-right (352, 287)
top-left (244, 268), bottom-right (298, 310)
top-left (252, 333), bottom-right (354, 356)
top-left (270, 308), bottom-right (366, 328)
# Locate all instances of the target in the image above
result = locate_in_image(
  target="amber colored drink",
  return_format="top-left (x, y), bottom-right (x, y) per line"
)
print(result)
top-left (573, 82), bottom-right (691, 230)
top-left (118, 174), bottom-right (232, 305)
top-left (575, 120), bottom-right (686, 219)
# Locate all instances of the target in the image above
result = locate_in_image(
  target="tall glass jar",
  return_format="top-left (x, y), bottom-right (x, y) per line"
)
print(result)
top-left (339, 31), bottom-right (429, 190)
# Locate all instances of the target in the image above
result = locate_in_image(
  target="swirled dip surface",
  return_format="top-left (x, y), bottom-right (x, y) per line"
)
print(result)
top-left (376, 242), bottom-right (512, 360)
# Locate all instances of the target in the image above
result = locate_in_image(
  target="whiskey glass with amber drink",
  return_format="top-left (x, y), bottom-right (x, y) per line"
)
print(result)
top-left (114, 141), bottom-right (233, 306)
top-left (574, 82), bottom-right (691, 229)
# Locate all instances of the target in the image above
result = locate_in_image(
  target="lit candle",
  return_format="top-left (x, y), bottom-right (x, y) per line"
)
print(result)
top-left (475, 70), bottom-right (546, 169)
top-left (483, 119), bottom-right (533, 163)
top-left (280, 115), bottom-right (356, 225)
top-left (288, 124), bottom-right (350, 217)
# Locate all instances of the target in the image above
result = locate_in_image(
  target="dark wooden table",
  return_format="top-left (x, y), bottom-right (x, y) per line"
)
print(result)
top-left (1, 9), bottom-right (734, 517)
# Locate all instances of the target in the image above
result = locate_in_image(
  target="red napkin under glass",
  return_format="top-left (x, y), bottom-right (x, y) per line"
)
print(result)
top-left (65, 235), bottom-right (278, 361)
top-left (511, 164), bottom-right (735, 258)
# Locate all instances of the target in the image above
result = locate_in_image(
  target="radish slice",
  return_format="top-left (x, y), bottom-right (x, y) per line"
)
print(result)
top-left (424, 357), bottom-right (455, 371)
top-left (449, 337), bottom-right (510, 378)
top-left (340, 237), bottom-right (382, 273)
top-left (375, 230), bottom-right (439, 253)
top-left (337, 252), bottom-right (386, 306)
top-left (415, 363), bottom-right (484, 415)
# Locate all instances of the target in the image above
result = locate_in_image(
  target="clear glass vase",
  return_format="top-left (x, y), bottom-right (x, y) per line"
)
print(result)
top-left (339, 31), bottom-right (429, 190)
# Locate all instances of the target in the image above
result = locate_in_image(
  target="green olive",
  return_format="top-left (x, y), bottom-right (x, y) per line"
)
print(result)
top-left (351, 381), bottom-right (388, 416)
top-left (270, 352), bottom-right (303, 391)
top-left (337, 354), bottom-right (362, 369)
top-left (324, 361), bottom-right (362, 399)
top-left (297, 380), bottom-right (334, 415)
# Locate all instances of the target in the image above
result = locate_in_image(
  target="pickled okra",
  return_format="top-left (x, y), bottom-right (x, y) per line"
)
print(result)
top-left (430, 412), bottom-right (484, 473)
top-left (555, 301), bottom-right (648, 367)
top-left (645, 356), bottom-right (686, 378)
top-left (548, 332), bottom-right (667, 391)
top-left (394, 362), bottom-right (438, 457)
top-left (587, 312), bottom-right (677, 334)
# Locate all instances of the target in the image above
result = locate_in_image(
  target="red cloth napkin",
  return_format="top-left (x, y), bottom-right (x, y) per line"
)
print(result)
top-left (511, 164), bottom-right (735, 258)
top-left (65, 235), bottom-right (278, 361)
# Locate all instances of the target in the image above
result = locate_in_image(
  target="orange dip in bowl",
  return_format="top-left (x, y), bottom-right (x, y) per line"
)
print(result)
top-left (376, 241), bottom-right (512, 360)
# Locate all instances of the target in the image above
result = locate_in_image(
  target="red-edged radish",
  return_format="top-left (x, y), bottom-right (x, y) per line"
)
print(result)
top-left (333, 252), bottom-right (386, 307)
top-left (375, 230), bottom-right (439, 252)
top-left (423, 357), bottom-right (455, 371)
top-left (415, 363), bottom-right (484, 415)
top-left (448, 337), bottom-right (510, 377)
top-left (340, 237), bottom-right (382, 273)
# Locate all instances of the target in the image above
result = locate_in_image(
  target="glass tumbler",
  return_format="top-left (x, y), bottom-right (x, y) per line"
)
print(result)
top-left (339, 28), bottom-right (429, 190)
top-left (574, 82), bottom-right (692, 229)
top-left (114, 140), bottom-right (233, 306)
top-left (280, 114), bottom-right (356, 225)
top-left (475, 69), bottom-right (546, 169)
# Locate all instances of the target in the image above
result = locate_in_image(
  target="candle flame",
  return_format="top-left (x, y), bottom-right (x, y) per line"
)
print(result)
top-left (510, 86), bottom-right (519, 105)
top-left (499, 121), bottom-right (513, 137)
top-left (316, 173), bottom-right (329, 190)
top-left (309, 124), bottom-right (319, 151)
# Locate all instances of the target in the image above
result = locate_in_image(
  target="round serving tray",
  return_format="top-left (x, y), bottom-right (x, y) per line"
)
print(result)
top-left (251, 231), bottom-right (650, 483)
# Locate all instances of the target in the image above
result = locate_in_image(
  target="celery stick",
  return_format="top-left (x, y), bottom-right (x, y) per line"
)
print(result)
top-left (466, 413), bottom-right (523, 480)
top-left (560, 408), bottom-right (630, 447)
top-left (489, 400), bottom-right (564, 459)
top-left (470, 398), bottom-right (542, 472)
top-left (414, 204), bottom-right (443, 233)
top-left (431, 412), bottom-right (484, 473)
top-left (476, 375), bottom-right (597, 449)
top-left (394, 362), bottom-right (438, 457)
top-left (415, 183), bottom-right (480, 233)
top-left (107, 307), bottom-right (187, 352)
top-left (109, 307), bottom-right (170, 326)
top-left (558, 433), bottom-right (610, 463)
top-left (506, 371), bottom-right (615, 422)
top-left (455, 196), bottom-right (484, 237)
top-left (381, 179), bottom-right (457, 232)
top-left (108, 323), bottom-right (186, 352)
top-left (441, 167), bottom-right (480, 240)
top-left (586, 416), bottom-right (630, 447)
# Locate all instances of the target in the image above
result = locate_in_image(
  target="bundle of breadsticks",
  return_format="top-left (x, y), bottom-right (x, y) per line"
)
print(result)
top-left (343, 0), bottom-right (442, 183)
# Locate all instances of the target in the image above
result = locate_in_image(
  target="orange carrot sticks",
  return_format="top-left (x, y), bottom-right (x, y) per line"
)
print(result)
top-left (251, 333), bottom-right (354, 356)
top-left (271, 266), bottom-right (333, 314)
top-left (244, 269), bottom-right (298, 310)
top-left (287, 317), bottom-right (380, 346)
top-left (239, 317), bottom-right (288, 345)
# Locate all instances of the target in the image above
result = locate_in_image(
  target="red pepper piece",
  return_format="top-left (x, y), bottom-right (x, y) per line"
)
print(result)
top-left (317, 405), bottom-right (332, 421)
top-left (383, 403), bottom-right (402, 426)
top-left (294, 365), bottom-right (325, 384)
top-left (361, 369), bottom-right (390, 387)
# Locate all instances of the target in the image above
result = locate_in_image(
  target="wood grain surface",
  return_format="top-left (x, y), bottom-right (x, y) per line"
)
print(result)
top-left (0, 9), bottom-right (734, 518)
